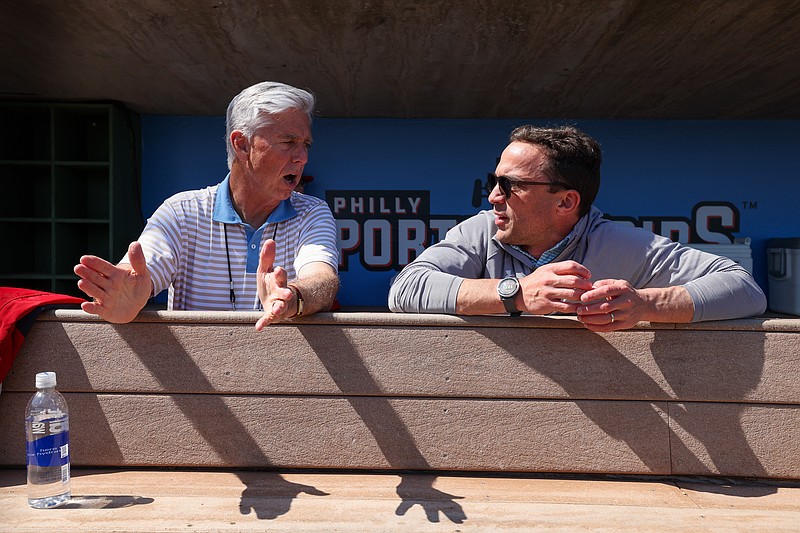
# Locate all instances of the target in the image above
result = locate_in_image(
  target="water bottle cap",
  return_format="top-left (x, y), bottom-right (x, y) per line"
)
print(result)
top-left (35, 372), bottom-right (57, 388)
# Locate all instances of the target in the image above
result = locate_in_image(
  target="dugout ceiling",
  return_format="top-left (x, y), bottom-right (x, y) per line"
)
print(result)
top-left (2, 0), bottom-right (799, 118)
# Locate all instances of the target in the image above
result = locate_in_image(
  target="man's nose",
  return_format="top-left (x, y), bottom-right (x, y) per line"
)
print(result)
top-left (488, 184), bottom-right (506, 206)
top-left (292, 144), bottom-right (308, 164)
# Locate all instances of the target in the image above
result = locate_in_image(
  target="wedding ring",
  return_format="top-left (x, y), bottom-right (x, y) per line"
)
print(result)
top-left (610, 313), bottom-right (615, 323)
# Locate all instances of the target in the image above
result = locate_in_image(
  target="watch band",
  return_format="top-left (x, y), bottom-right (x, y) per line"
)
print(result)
top-left (502, 296), bottom-right (521, 316)
top-left (289, 284), bottom-right (305, 317)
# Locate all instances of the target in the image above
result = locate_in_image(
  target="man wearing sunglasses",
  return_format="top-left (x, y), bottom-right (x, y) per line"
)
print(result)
top-left (388, 125), bottom-right (766, 331)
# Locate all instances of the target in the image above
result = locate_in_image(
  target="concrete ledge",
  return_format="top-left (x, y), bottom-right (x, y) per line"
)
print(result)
top-left (1, 311), bottom-right (798, 478)
top-left (2, 469), bottom-right (799, 532)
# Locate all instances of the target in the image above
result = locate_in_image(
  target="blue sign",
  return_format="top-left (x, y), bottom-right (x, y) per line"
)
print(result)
top-left (142, 117), bottom-right (800, 307)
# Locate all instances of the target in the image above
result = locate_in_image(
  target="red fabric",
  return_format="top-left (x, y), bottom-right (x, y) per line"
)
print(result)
top-left (0, 288), bottom-right (85, 383)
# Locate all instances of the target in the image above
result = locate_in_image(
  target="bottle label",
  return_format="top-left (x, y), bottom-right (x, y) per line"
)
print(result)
top-left (26, 416), bottom-right (70, 468)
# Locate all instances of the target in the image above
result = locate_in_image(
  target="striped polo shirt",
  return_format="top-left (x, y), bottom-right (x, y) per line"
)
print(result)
top-left (128, 175), bottom-right (338, 311)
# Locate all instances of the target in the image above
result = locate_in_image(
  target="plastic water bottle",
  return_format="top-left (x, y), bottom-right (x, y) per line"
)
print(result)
top-left (25, 371), bottom-right (71, 508)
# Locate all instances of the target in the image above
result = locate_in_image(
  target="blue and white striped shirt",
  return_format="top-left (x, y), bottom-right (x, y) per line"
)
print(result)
top-left (126, 175), bottom-right (338, 310)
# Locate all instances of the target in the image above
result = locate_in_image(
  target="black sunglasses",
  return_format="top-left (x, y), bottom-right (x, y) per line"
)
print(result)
top-left (486, 173), bottom-right (572, 198)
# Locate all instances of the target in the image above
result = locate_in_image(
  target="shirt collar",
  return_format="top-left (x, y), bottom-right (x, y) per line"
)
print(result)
top-left (212, 173), bottom-right (298, 227)
top-left (510, 230), bottom-right (574, 268)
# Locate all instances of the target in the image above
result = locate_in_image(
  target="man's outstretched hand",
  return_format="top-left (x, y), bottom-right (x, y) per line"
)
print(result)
top-left (74, 241), bottom-right (151, 324)
top-left (256, 239), bottom-right (296, 331)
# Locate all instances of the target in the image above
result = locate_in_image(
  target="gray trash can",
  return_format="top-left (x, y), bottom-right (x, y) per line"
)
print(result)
top-left (767, 237), bottom-right (800, 315)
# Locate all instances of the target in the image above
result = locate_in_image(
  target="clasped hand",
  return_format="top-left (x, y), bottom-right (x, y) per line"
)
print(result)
top-left (516, 261), bottom-right (645, 331)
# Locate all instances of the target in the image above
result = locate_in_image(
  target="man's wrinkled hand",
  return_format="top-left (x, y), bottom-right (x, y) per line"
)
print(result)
top-left (74, 241), bottom-right (151, 324)
top-left (255, 239), bottom-right (295, 330)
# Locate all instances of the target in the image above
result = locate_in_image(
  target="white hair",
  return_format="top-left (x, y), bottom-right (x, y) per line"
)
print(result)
top-left (225, 81), bottom-right (315, 169)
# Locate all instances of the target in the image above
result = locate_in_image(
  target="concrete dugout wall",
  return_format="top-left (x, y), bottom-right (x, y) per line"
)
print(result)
top-left (1, 311), bottom-right (798, 479)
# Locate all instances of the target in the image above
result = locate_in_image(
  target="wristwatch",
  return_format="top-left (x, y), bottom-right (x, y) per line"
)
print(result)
top-left (497, 277), bottom-right (522, 316)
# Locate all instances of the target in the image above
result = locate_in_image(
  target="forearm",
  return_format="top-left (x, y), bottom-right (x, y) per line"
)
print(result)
top-left (291, 263), bottom-right (339, 315)
top-left (636, 285), bottom-right (695, 323)
top-left (388, 266), bottom-right (462, 313)
top-left (683, 270), bottom-right (767, 321)
top-left (632, 243), bottom-right (766, 322)
top-left (455, 278), bottom-right (506, 315)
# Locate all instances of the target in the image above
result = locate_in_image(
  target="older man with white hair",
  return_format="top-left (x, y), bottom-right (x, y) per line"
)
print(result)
top-left (75, 82), bottom-right (339, 330)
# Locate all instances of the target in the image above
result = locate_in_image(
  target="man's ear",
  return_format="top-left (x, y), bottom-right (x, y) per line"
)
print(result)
top-left (557, 189), bottom-right (581, 216)
top-left (231, 131), bottom-right (248, 157)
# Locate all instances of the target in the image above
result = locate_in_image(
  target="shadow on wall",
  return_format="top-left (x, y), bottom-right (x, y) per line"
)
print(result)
top-left (116, 324), bottom-right (466, 523)
top-left (649, 330), bottom-right (768, 480)
top-left (301, 327), bottom-right (467, 524)
top-left (478, 326), bottom-right (773, 496)
top-left (9, 324), bottom-right (127, 467)
top-left (116, 327), bottom-right (329, 521)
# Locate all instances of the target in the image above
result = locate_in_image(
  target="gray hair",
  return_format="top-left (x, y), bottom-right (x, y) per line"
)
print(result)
top-left (225, 81), bottom-right (316, 169)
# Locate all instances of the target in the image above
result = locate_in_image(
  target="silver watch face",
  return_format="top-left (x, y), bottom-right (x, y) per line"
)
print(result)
top-left (498, 277), bottom-right (519, 298)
